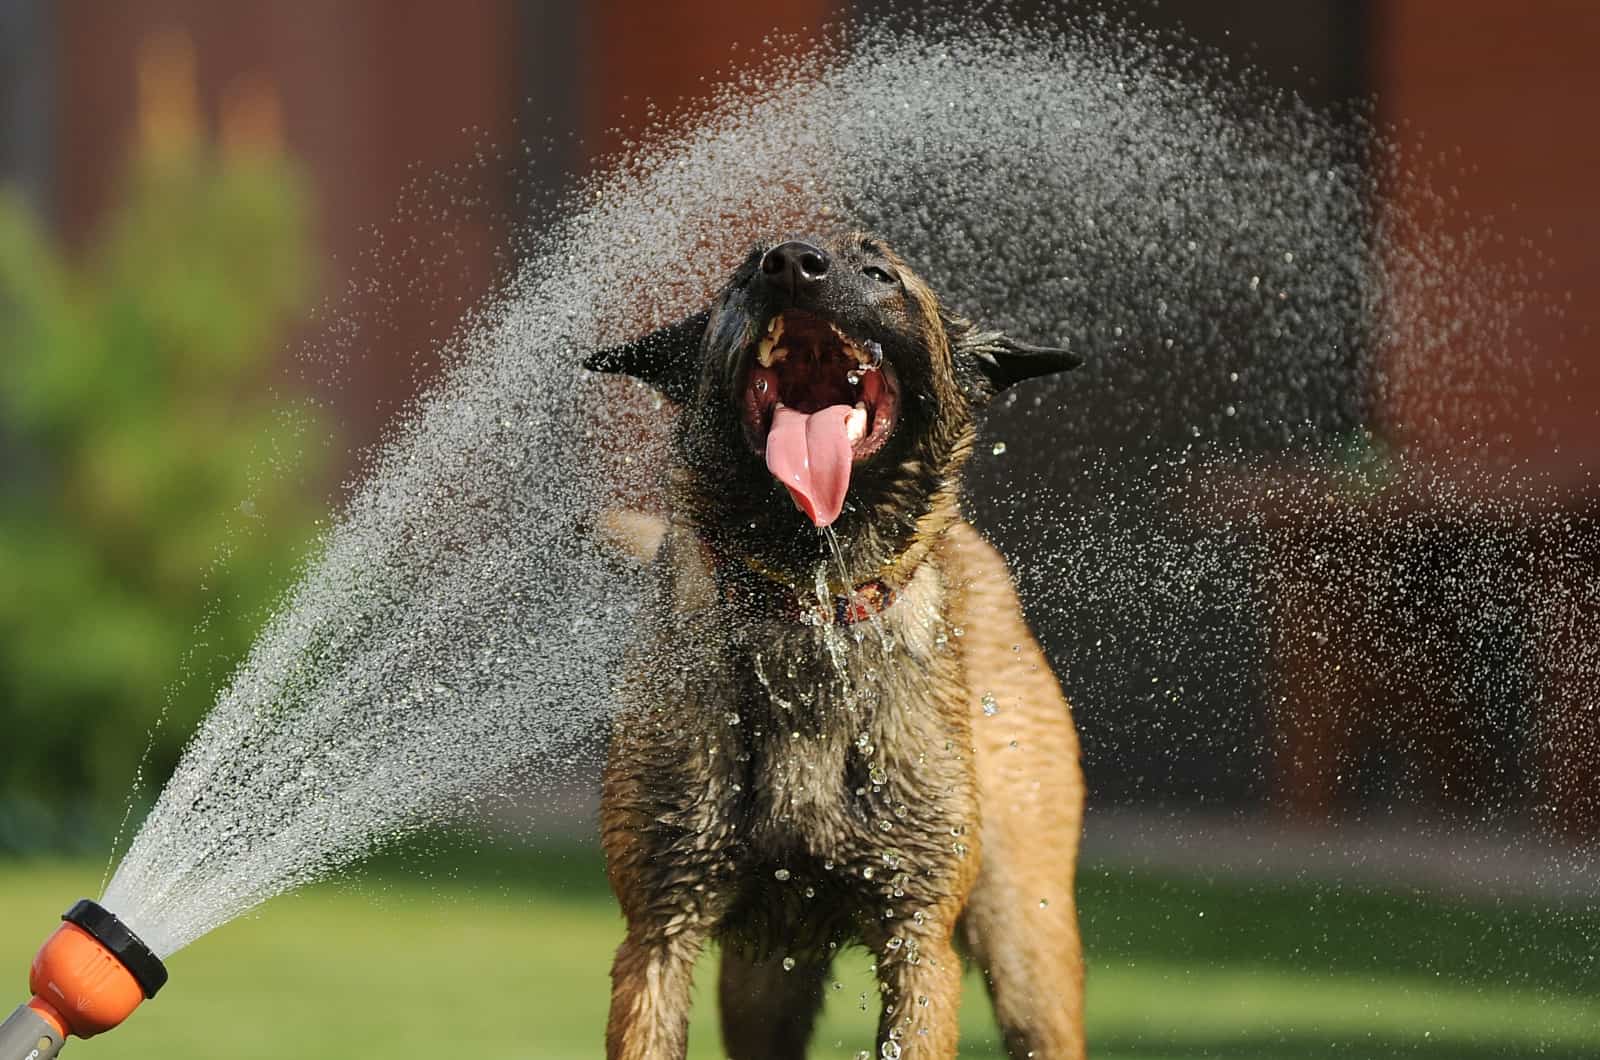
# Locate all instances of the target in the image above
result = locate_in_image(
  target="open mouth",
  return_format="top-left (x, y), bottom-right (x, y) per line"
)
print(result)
top-left (739, 309), bottom-right (900, 528)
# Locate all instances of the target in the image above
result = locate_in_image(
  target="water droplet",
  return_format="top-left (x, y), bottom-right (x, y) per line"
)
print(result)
top-left (991, 441), bottom-right (1007, 455)
top-left (782, 956), bottom-right (796, 971)
top-left (774, 868), bottom-right (791, 881)
top-left (754, 377), bottom-right (768, 394)
top-left (981, 692), bottom-right (999, 716)
top-left (1039, 898), bottom-right (1050, 909)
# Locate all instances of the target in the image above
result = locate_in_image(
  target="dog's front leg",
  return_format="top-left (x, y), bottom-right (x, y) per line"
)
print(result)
top-left (871, 930), bottom-right (964, 1059)
top-left (606, 924), bottom-right (707, 1060)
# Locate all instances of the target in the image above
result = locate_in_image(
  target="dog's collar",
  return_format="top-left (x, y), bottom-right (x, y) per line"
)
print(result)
top-left (707, 549), bottom-right (905, 626)
top-left (794, 575), bottom-right (898, 626)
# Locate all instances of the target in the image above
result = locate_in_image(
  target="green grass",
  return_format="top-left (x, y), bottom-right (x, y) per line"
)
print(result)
top-left (2, 845), bottom-right (1596, 1058)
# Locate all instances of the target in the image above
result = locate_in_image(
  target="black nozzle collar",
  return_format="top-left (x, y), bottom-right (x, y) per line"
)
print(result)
top-left (62, 899), bottom-right (168, 999)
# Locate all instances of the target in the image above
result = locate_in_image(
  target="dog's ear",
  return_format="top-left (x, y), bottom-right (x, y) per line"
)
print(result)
top-left (947, 316), bottom-right (1082, 401)
top-left (584, 309), bottom-right (710, 404)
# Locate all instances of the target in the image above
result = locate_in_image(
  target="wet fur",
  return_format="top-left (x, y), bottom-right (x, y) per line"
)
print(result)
top-left (592, 234), bottom-right (1085, 1059)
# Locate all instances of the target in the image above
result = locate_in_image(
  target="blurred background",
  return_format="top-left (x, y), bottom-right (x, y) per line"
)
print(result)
top-left (2, 2), bottom-right (1599, 1058)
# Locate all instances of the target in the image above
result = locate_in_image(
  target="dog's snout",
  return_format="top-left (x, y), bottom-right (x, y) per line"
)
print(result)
top-left (760, 241), bottom-right (829, 295)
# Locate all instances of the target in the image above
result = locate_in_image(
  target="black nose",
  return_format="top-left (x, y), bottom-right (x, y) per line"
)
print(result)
top-left (760, 241), bottom-right (829, 295)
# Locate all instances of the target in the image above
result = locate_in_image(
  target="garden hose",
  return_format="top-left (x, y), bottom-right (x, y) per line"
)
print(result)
top-left (0, 901), bottom-right (167, 1059)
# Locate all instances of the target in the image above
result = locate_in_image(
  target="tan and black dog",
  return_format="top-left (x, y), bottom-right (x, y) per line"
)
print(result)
top-left (585, 232), bottom-right (1085, 1059)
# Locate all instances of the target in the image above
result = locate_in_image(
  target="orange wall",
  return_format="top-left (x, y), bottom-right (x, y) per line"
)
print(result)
top-left (583, 0), bottom-right (838, 160)
top-left (1373, 1), bottom-right (1600, 487)
top-left (56, 1), bottom-right (525, 447)
top-left (53, 1), bottom-right (842, 450)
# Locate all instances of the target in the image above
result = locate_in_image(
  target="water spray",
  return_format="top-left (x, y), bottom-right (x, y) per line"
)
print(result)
top-left (0, 902), bottom-right (167, 1059)
top-left (0, 14), bottom-right (1573, 1057)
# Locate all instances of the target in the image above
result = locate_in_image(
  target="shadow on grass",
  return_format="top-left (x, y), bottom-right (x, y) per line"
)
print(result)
top-left (359, 830), bottom-right (1600, 1001)
top-left (1077, 866), bottom-right (1600, 998)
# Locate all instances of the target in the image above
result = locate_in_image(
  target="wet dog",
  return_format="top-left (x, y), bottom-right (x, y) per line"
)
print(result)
top-left (586, 233), bottom-right (1085, 1059)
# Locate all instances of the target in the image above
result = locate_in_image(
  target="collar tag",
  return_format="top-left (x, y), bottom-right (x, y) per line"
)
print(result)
top-left (795, 578), bottom-right (898, 626)
top-left (832, 579), bottom-right (896, 625)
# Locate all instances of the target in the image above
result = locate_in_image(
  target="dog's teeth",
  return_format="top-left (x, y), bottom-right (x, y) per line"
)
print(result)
top-left (834, 326), bottom-right (862, 363)
top-left (845, 338), bottom-right (883, 369)
top-left (846, 403), bottom-right (868, 445)
top-left (757, 336), bottom-right (789, 367)
top-left (756, 315), bottom-right (791, 366)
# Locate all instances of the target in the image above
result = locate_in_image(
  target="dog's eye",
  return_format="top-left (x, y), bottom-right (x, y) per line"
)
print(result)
top-left (863, 265), bottom-right (898, 285)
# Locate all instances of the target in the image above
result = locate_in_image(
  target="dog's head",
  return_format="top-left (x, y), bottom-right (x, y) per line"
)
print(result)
top-left (586, 232), bottom-right (1078, 583)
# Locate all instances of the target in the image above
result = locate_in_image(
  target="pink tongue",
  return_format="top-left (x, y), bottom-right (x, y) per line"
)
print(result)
top-left (764, 404), bottom-right (855, 527)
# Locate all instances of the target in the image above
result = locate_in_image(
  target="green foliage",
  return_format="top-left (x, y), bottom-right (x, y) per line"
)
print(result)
top-left (0, 140), bottom-right (326, 849)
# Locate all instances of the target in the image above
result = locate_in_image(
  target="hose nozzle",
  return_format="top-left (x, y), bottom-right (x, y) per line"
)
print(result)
top-left (0, 900), bottom-right (167, 1059)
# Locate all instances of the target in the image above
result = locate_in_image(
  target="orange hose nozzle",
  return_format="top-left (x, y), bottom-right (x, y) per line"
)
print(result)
top-left (19, 901), bottom-right (167, 1042)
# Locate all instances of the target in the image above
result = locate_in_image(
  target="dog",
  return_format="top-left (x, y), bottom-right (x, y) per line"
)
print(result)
top-left (585, 232), bottom-right (1086, 1059)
